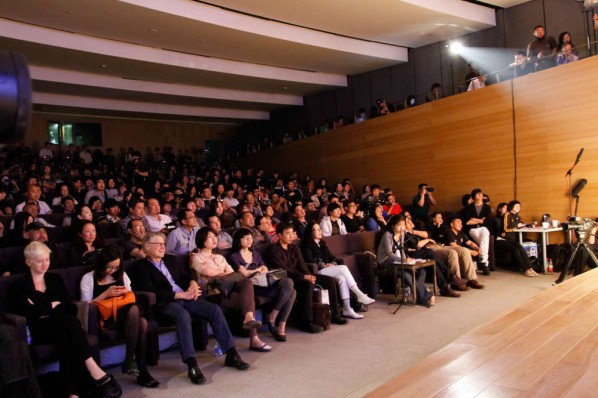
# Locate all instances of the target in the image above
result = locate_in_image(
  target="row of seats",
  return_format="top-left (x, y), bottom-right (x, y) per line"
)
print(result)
top-left (0, 231), bottom-right (379, 374)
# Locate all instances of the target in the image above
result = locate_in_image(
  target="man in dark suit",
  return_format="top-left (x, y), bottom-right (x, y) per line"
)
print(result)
top-left (268, 222), bottom-right (347, 333)
top-left (129, 232), bottom-right (249, 385)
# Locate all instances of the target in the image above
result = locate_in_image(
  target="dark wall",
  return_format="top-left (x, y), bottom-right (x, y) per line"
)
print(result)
top-left (237, 0), bottom-right (595, 145)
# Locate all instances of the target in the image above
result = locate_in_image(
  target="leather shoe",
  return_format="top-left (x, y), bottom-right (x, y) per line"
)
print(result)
top-left (136, 373), bottom-right (160, 388)
top-left (441, 288), bottom-right (461, 298)
top-left (481, 266), bottom-right (491, 276)
top-left (355, 303), bottom-right (368, 312)
top-left (187, 366), bottom-right (206, 385)
top-left (224, 353), bottom-right (250, 371)
top-left (301, 322), bottom-right (324, 334)
top-left (451, 283), bottom-right (468, 291)
top-left (95, 374), bottom-right (122, 398)
top-left (267, 322), bottom-right (287, 342)
top-left (331, 314), bottom-right (348, 325)
top-left (242, 319), bottom-right (262, 330)
top-left (467, 279), bottom-right (485, 289)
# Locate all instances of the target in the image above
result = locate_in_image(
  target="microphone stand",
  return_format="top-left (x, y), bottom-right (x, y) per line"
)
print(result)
top-left (391, 231), bottom-right (411, 315)
top-left (565, 148), bottom-right (584, 243)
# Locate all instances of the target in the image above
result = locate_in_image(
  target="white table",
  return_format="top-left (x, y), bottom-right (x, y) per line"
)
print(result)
top-left (514, 227), bottom-right (562, 271)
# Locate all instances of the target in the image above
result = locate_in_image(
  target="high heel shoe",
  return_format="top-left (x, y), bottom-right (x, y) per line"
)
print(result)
top-left (267, 321), bottom-right (287, 342)
top-left (121, 360), bottom-right (139, 377)
top-left (136, 371), bottom-right (160, 388)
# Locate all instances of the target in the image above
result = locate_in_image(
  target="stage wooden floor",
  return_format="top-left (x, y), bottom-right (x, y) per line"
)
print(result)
top-left (366, 269), bottom-right (598, 398)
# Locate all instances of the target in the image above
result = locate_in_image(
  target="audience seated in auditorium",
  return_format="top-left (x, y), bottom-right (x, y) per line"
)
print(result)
top-left (130, 232), bottom-right (249, 385)
top-left (402, 216), bottom-right (463, 297)
top-left (442, 218), bottom-right (485, 289)
top-left (118, 198), bottom-right (151, 238)
top-left (84, 178), bottom-right (108, 204)
top-left (383, 193), bottom-right (402, 219)
top-left (165, 209), bottom-right (199, 255)
top-left (425, 83), bottom-right (443, 102)
top-left (500, 200), bottom-right (540, 277)
top-left (69, 220), bottom-right (105, 267)
top-left (558, 31), bottom-right (579, 57)
top-left (145, 197), bottom-right (172, 233)
top-left (190, 227), bottom-right (266, 352)
top-left (15, 184), bottom-right (52, 215)
top-left (301, 221), bottom-right (375, 318)
top-left (376, 215), bottom-right (435, 306)
top-left (364, 203), bottom-right (386, 233)
top-left (320, 203), bottom-right (347, 237)
top-left (206, 213), bottom-right (232, 250)
top-left (460, 188), bottom-right (493, 275)
top-left (228, 228), bottom-right (296, 343)
top-left (268, 222), bottom-right (346, 333)
top-left (11, 242), bottom-right (122, 397)
top-left (80, 245), bottom-right (159, 388)
top-left (509, 50), bottom-right (533, 77)
top-left (556, 43), bottom-right (579, 65)
top-left (122, 219), bottom-right (147, 260)
top-left (341, 199), bottom-right (365, 233)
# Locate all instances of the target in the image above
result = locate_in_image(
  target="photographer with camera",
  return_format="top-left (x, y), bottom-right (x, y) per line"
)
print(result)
top-left (125, 151), bottom-right (149, 189)
top-left (412, 183), bottom-right (436, 228)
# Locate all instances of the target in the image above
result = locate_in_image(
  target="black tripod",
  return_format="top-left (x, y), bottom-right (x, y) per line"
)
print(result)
top-left (555, 230), bottom-right (598, 284)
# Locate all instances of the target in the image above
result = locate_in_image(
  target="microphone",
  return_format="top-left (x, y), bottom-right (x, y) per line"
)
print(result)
top-left (571, 178), bottom-right (587, 197)
top-left (575, 148), bottom-right (584, 165)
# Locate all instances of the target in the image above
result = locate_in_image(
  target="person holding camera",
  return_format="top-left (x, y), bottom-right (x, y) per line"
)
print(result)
top-left (412, 183), bottom-right (436, 227)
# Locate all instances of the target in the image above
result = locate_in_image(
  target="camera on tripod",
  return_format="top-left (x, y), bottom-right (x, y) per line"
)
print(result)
top-left (562, 216), bottom-right (596, 233)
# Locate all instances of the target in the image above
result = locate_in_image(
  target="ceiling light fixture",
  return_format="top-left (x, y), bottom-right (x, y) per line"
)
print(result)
top-left (449, 41), bottom-right (464, 55)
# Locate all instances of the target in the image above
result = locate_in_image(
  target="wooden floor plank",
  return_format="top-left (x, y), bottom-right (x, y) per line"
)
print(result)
top-left (368, 269), bottom-right (598, 398)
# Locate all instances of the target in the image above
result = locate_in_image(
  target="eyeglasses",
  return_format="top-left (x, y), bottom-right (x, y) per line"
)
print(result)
top-left (105, 265), bottom-right (120, 271)
top-left (147, 242), bottom-right (166, 246)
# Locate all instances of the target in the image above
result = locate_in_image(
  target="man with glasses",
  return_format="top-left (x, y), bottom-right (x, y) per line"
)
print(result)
top-left (118, 197), bottom-right (150, 237)
top-left (130, 232), bottom-right (249, 385)
top-left (166, 209), bottom-right (199, 255)
top-left (122, 219), bottom-right (147, 260)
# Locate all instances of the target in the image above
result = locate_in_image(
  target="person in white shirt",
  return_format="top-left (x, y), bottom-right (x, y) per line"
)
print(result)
top-left (15, 184), bottom-right (52, 215)
top-left (320, 202), bottom-right (347, 237)
top-left (38, 141), bottom-right (54, 160)
top-left (79, 146), bottom-right (93, 165)
top-left (146, 197), bottom-right (172, 232)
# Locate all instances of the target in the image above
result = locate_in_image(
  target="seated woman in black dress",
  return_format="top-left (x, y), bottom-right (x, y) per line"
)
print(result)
top-left (79, 245), bottom-right (158, 388)
top-left (228, 228), bottom-right (296, 343)
top-left (10, 241), bottom-right (122, 398)
top-left (69, 220), bottom-right (104, 267)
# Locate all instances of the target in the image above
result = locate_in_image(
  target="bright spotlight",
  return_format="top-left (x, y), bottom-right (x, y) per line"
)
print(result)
top-left (449, 42), bottom-right (464, 55)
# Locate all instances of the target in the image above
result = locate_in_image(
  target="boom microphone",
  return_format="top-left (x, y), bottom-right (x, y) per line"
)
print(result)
top-left (571, 178), bottom-right (587, 197)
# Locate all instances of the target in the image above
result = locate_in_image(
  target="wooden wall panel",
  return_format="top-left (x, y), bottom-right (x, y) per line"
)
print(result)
top-left (238, 82), bottom-right (515, 212)
top-left (24, 114), bottom-right (236, 162)
top-left (514, 57), bottom-right (598, 224)
top-left (238, 56), bottom-right (598, 229)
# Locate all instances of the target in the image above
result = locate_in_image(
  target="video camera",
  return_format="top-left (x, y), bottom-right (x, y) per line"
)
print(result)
top-left (562, 217), bottom-right (597, 233)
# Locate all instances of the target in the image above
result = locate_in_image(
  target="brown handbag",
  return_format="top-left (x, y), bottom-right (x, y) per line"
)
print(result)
top-left (92, 291), bottom-right (136, 329)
